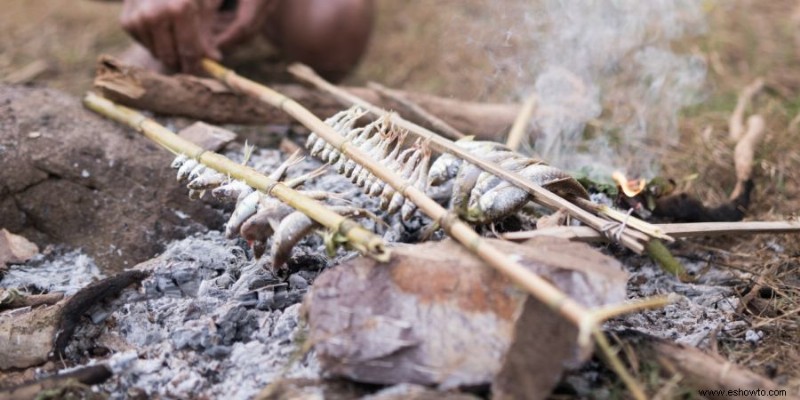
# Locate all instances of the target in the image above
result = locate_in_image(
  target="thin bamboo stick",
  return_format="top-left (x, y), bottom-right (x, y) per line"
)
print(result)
top-left (505, 93), bottom-right (537, 151)
top-left (83, 92), bottom-right (389, 263)
top-left (287, 63), bottom-right (659, 254)
top-left (503, 220), bottom-right (800, 241)
top-left (368, 81), bottom-right (465, 140)
top-left (201, 59), bottom-right (602, 344)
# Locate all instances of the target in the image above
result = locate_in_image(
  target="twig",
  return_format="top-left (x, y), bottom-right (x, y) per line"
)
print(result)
top-left (731, 114), bottom-right (765, 199)
top-left (287, 63), bottom-right (663, 254)
top-left (202, 59), bottom-right (607, 346)
top-left (502, 220), bottom-right (800, 241)
top-left (593, 328), bottom-right (647, 400)
top-left (505, 93), bottom-right (537, 151)
top-left (729, 77), bottom-right (765, 141)
top-left (83, 92), bottom-right (389, 263)
top-left (368, 81), bottom-right (465, 140)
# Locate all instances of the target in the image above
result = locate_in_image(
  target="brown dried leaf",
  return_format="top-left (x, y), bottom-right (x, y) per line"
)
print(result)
top-left (304, 237), bottom-right (626, 391)
top-left (0, 229), bottom-right (39, 266)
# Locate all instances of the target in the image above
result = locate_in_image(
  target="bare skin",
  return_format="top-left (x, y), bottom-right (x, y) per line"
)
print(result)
top-left (120, 0), bottom-right (374, 80)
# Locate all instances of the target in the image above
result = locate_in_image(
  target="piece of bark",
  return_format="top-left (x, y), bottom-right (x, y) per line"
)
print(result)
top-left (0, 364), bottom-right (112, 400)
top-left (304, 237), bottom-right (627, 392)
top-left (0, 229), bottom-right (39, 266)
top-left (93, 56), bottom-right (518, 139)
top-left (619, 330), bottom-right (790, 400)
top-left (177, 122), bottom-right (237, 152)
top-left (0, 270), bottom-right (148, 370)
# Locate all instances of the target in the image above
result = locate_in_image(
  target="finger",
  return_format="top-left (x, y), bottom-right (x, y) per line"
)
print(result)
top-left (173, 10), bottom-right (205, 74)
top-left (214, 0), bottom-right (266, 50)
top-left (152, 20), bottom-right (179, 71)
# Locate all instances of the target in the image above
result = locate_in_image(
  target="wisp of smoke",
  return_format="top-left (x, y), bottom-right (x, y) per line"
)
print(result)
top-left (466, 0), bottom-right (708, 179)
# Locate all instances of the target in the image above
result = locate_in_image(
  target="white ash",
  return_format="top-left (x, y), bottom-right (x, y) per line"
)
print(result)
top-left (0, 249), bottom-right (104, 296)
top-left (609, 252), bottom-right (749, 348)
top-left (66, 231), bottom-right (323, 399)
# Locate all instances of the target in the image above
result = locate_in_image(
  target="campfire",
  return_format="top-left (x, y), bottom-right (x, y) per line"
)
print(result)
top-left (2, 2), bottom-right (800, 398)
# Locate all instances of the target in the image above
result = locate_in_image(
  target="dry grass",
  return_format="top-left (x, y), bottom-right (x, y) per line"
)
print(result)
top-left (1, 0), bottom-right (798, 395)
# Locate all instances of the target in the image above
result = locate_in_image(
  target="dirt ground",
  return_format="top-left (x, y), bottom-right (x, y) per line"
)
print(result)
top-left (1, 0), bottom-right (799, 397)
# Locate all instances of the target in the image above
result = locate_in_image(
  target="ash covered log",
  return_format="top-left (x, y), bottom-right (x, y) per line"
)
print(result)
top-left (304, 237), bottom-right (627, 394)
top-left (93, 56), bottom-right (517, 139)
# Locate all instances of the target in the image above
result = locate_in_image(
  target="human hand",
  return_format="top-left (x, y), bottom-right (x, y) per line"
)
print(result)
top-left (214, 0), bottom-right (278, 51)
top-left (121, 0), bottom-right (223, 73)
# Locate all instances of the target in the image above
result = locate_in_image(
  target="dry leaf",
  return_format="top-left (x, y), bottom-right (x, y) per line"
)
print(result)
top-left (0, 229), bottom-right (39, 266)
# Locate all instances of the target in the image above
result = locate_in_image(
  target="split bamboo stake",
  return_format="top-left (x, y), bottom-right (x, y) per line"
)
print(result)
top-left (201, 59), bottom-right (614, 345)
top-left (505, 93), bottom-right (537, 151)
top-left (287, 63), bottom-right (669, 254)
top-left (83, 92), bottom-right (389, 263)
top-left (503, 220), bottom-right (800, 241)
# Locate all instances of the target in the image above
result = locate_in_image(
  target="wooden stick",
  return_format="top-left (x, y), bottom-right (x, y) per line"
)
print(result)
top-left (368, 81), bottom-right (466, 140)
top-left (287, 63), bottom-right (658, 254)
top-left (731, 114), bottom-right (765, 200)
top-left (201, 59), bottom-right (605, 346)
top-left (93, 55), bottom-right (516, 140)
top-left (502, 220), bottom-right (800, 241)
top-left (729, 77), bottom-right (765, 141)
top-left (505, 93), bottom-right (537, 151)
top-left (83, 92), bottom-right (389, 263)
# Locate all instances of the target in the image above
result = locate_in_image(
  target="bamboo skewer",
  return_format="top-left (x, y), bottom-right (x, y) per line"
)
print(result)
top-left (287, 63), bottom-right (666, 254)
top-left (502, 221), bottom-right (800, 241)
top-left (368, 81), bottom-right (466, 140)
top-left (200, 59), bottom-right (622, 345)
top-left (505, 93), bottom-right (537, 151)
top-left (83, 92), bottom-right (389, 263)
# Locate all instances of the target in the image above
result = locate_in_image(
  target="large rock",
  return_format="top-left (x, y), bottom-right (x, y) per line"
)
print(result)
top-left (0, 85), bottom-right (223, 271)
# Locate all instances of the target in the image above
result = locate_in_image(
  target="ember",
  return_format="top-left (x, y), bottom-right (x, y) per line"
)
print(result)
top-left (612, 171), bottom-right (647, 198)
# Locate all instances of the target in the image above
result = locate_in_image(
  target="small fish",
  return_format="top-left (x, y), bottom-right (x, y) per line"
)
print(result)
top-left (171, 154), bottom-right (188, 169)
top-left (400, 143), bottom-right (432, 220)
top-left (270, 211), bottom-right (319, 269)
top-left (240, 198), bottom-right (294, 247)
top-left (187, 164), bottom-right (207, 182)
top-left (384, 143), bottom-right (424, 211)
top-left (188, 170), bottom-right (226, 190)
top-left (212, 180), bottom-right (253, 203)
top-left (225, 191), bottom-right (262, 239)
top-left (176, 159), bottom-right (198, 182)
top-left (271, 206), bottom-right (359, 269)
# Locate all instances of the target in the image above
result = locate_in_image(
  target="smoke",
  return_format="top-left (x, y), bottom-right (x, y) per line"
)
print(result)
top-left (470, 0), bottom-right (709, 178)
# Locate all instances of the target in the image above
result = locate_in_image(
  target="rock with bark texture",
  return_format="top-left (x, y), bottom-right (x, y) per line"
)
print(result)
top-left (304, 237), bottom-right (627, 392)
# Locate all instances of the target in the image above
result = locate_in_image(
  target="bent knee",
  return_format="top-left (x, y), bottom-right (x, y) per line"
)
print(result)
top-left (267, 0), bottom-right (374, 81)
